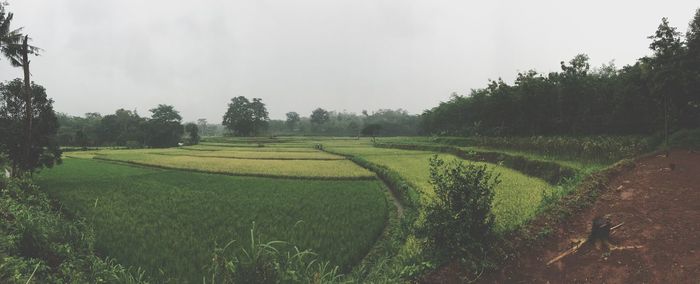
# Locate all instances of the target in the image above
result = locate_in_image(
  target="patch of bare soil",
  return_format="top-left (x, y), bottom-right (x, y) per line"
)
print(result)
top-left (427, 150), bottom-right (700, 283)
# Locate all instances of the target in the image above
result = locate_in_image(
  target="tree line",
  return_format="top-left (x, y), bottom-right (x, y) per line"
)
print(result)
top-left (219, 96), bottom-right (421, 137)
top-left (57, 106), bottom-right (201, 148)
top-left (421, 10), bottom-right (700, 137)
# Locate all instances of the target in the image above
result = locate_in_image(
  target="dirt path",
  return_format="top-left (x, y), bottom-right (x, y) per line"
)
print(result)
top-left (425, 150), bottom-right (700, 283)
top-left (467, 149), bottom-right (699, 283)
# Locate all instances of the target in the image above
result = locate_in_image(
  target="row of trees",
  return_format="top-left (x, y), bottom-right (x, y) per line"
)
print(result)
top-left (422, 11), bottom-right (700, 137)
top-left (220, 96), bottom-right (421, 137)
top-left (57, 105), bottom-right (200, 148)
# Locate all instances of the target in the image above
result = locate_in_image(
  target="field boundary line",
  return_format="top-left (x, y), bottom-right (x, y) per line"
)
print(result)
top-left (149, 152), bottom-right (345, 161)
top-left (90, 156), bottom-right (376, 181)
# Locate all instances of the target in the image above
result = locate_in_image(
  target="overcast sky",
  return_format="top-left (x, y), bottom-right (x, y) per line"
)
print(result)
top-left (0, 1), bottom-right (697, 122)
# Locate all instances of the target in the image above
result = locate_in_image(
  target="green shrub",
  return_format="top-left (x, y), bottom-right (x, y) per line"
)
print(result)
top-left (0, 176), bottom-right (146, 283)
top-left (416, 156), bottom-right (500, 274)
top-left (434, 136), bottom-right (656, 163)
top-left (669, 129), bottom-right (700, 150)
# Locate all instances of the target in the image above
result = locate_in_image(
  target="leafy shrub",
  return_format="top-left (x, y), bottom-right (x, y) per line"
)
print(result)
top-left (669, 129), bottom-right (700, 150)
top-left (416, 156), bottom-right (501, 273)
top-left (434, 135), bottom-right (657, 163)
top-left (0, 176), bottom-right (146, 283)
top-left (125, 140), bottom-right (143, 149)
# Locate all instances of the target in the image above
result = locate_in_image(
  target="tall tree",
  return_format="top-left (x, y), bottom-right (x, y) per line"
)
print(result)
top-left (145, 104), bottom-right (183, 148)
top-left (250, 98), bottom-right (269, 135)
top-left (184, 123), bottom-right (200, 145)
top-left (0, 79), bottom-right (60, 176)
top-left (222, 96), bottom-right (269, 136)
top-left (310, 108), bottom-right (329, 125)
top-left (285, 111), bottom-right (300, 131)
top-left (0, 3), bottom-right (41, 175)
top-left (648, 17), bottom-right (685, 149)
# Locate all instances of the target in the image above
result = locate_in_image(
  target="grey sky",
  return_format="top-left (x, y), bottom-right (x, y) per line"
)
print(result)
top-left (0, 1), bottom-right (697, 122)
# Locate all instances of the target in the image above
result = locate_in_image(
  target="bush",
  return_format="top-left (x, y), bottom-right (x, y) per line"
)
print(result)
top-left (416, 156), bottom-right (500, 274)
top-left (434, 135), bottom-right (657, 163)
top-left (669, 129), bottom-right (700, 150)
top-left (0, 176), bottom-right (146, 283)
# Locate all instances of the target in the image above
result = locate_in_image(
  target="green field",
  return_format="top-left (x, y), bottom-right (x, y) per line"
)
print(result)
top-left (37, 136), bottom-right (572, 282)
top-left (323, 139), bottom-right (554, 231)
top-left (36, 158), bottom-right (388, 283)
top-left (66, 147), bottom-right (373, 179)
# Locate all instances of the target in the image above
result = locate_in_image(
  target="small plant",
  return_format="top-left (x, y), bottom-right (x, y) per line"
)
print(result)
top-left (416, 155), bottom-right (501, 275)
top-left (206, 223), bottom-right (343, 284)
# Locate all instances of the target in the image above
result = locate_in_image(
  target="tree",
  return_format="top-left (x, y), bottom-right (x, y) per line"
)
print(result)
top-left (98, 109), bottom-right (145, 146)
top-left (285, 111), bottom-right (300, 131)
top-left (250, 98), bottom-right (269, 134)
top-left (0, 79), bottom-right (60, 176)
top-left (310, 108), bottom-right (329, 125)
top-left (222, 96), bottom-right (269, 136)
top-left (197, 118), bottom-right (208, 136)
top-left (0, 3), bottom-right (41, 175)
top-left (648, 17), bottom-right (686, 150)
top-left (416, 156), bottom-right (500, 274)
top-left (144, 104), bottom-right (183, 148)
top-left (184, 123), bottom-right (200, 145)
top-left (361, 123), bottom-right (382, 142)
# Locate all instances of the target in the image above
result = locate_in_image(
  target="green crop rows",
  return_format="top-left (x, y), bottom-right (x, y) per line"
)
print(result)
top-left (36, 158), bottom-right (388, 283)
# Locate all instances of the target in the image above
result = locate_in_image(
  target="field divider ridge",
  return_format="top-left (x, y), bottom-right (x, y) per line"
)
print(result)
top-left (149, 152), bottom-right (345, 161)
top-left (90, 156), bottom-right (376, 181)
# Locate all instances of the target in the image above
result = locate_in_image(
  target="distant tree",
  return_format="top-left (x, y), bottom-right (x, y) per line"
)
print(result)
top-left (184, 123), bottom-right (200, 145)
top-left (98, 109), bottom-right (144, 146)
top-left (361, 123), bottom-right (382, 142)
top-left (0, 79), bottom-right (60, 176)
top-left (144, 104), bottom-right (183, 148)
top-left (197, 118), bottom-right (208, 136)
top-left (222, 96), bottom-right (269, 136)
top-left (250, 98), bottom-right (269, 134)
top-left (310, 108), bottom-right (329, 125)
top-left (648, 17), bottom-right (686, 149)
top-left (285, 111), bottom-right (300, 131)
top-left (74, 129), bottom-right (88, 148)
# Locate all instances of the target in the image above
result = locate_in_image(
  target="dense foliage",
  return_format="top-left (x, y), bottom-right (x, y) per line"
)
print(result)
top-left (56, 105), bottom-right (186, 148)
top-left (422, 11), bottom-right (700, 137)
top-left (432, 135), bottom-right (658, 163)
top-left (222, 96), bottom-right (269, 136)
top-left (0, 79), bottom-right (61, 175)
top-left (0, 176), bottom-right (146, 283)
top-left (417, 156), bottom-right (500, 273)
top-left (268, 108), bottom-right (421, 137)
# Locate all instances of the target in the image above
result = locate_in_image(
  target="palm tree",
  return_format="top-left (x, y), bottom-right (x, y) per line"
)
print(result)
top-left (0, 3), bottom-right (41, 173)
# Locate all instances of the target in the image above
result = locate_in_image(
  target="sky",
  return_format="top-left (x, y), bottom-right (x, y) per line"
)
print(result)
top-left (0, 1), bottom-right (697, 122)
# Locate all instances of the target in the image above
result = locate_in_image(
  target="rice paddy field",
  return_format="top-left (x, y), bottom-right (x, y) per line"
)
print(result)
top-left (322, 139), bottom-right (555, 231)
top-left (38, 136), bottom-right (568, 282)
top-left (35, 158), bottom-right (387, 283)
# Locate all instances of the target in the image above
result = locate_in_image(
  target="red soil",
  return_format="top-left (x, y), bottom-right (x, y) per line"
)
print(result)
top-left (427, 149), bottom-right (700, 283)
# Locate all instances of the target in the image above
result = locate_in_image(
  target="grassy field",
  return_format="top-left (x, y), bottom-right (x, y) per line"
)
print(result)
top-left (35, 158), bottom-right (388, 283)
top-left (66, 147), bottom-right (373, 179)
top-left (38, 136), bottom-right (583, 282)
top-left (322, 139), bottom-right (554, 232)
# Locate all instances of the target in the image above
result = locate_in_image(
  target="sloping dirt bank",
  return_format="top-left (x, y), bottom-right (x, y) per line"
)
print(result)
top-left (425, 150), bottom-right (699, 283)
